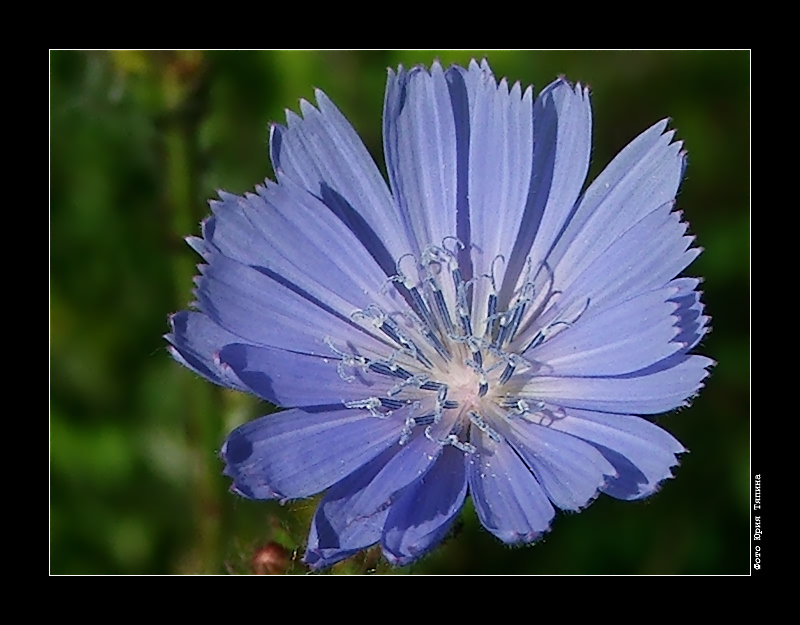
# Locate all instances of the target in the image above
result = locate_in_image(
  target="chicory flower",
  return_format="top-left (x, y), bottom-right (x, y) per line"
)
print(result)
top-left (167, 59), bottom-right (712, 569)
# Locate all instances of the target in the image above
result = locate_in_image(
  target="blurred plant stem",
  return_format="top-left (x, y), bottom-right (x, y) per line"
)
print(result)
top-left (160, 52), bottom-right (225, 573)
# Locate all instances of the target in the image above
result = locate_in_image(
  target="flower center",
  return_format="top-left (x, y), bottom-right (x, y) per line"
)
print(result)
top-left (326, 237), bottom-right (586, 453)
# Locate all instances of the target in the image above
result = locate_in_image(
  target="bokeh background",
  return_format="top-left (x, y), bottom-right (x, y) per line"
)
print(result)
top-left (50, 50), bottom-right (750, 575)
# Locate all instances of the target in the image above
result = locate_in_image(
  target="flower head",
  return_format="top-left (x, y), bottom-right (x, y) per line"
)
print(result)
top-left (167, 60), bottom-right (712, 569)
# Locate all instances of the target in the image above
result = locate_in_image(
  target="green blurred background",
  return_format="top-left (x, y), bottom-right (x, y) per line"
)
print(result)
top-left (50, 50), bottom-right (750, 575)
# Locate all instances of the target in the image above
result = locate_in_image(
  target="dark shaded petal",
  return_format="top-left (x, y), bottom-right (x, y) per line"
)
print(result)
top-left (669, 278), bottom-right (710, 350)
top-left (503, 418), bottom-right (616, 511)
top-left (165, 311), bottom-right (247, 391)
top-left (468, 431), bottom-right (555, 544)
top-left (501, 78), bottom-right (592, 303)
top-left (542, 408), bottom-right (686, 500)
top-left (342, 428), bottom-right (444, 524)
top-left (221, 407), bottom-right (402, 501)
top-left (304, 447), bottom-right (396, 570)
top-left (381, 445), bottom-right (468, 566)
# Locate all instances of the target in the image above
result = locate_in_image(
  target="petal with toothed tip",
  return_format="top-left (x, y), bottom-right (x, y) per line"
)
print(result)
top-left (467, 71), bottom-right (535, 333)
top-left (542, 409), bottom-right (686, 500)
top-left (205, 179), bottom-right (399, 321)
top-left (270, 91), bottom-right (413, 268)
top-left (500, 78), bottom-right (592, 304)
top-left (530, 286), bottom-right (689, 377)
top-left (501, 418), bottom-right (617, 511)
top-left (517, 354), bottom-right (714, 415)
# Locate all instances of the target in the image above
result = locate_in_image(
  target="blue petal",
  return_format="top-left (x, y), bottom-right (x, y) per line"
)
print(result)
top-left (195, 250), bottom-right (392, 357)
top-left (503, 418), bottom-right (616, 511)
top-left (304, 447), bottom-right (396, 570)
top-left (203, 180), bottom-right (398, 322)
top-left (383, 62), bottom-right (459, 255)
top-left (543, 408), bottom-right (686, 500)
top-left (222, 407), bottom-right (402, 501)
top-left (468, 431), bottom-right (555, 544)
top-left (445, 59), bottom-right (490, 270)
top-left (165, 311), bottom-right (247, 391)
top-left (501, 78), bottom-right (592, 303)
top-left (381, 445), bottom-right (468, 566)
top-left (270, 91), bottom-right (413, 266)
top-left (548, 120), bottom-right (685, 284)
top-left (527, 201), bottom-right (699, 328)
top-left (531, 286), bottom-right (688, 376)
top-left (343, 428), bottom-right (444, 524)
top-left (467, 73), bottom-right (535, 332)
top-left (669, 278), bottom-right (710, 350)
top-left (568, 202), bottom-right (684, 304)
top-left (518, 354), bottom-right (714, 414)
top-left (218, 343), bottom-right (393, 408)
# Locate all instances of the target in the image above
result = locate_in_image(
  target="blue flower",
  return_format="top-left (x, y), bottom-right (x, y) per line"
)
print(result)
top-left (167, 60), bottom-right (712, 569)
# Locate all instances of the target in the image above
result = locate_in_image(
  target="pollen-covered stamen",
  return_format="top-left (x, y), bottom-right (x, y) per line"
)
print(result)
top-left (389, 253), bottom-right (444, 346)
top-left (425, 424), bottom-right (476, 454)
top-left (493, 278), bottom-right (538, 349)
top-left (500, 397), bottom-right (567, 426)
top-left (432, 383), bottom-right (452, 424)
top-left (399, 413), bottom-right (436, 445)
top-left (468, 411), bottom-right (502, 442)
top-left (457, 334), bottom-right (485, 372)
top-left (437, 236), bottom-right (467, 285)
top-left (343, 396), bottom-right (387, 418)
top-left (498, 353), bottom-right (524, 385)
top-left (352, 305), bottom-right (432, 368)
top-left (505, 281), bottom-right (537, 343)
top-left (428, 276), bottom-right (456, 337)
top-left (368, 359), bottom-right (413, 379)
top-left (421, 242), bottom-right (464, 336)
top-left (398, 400), bottom-right (424, 445)
top-left (331, 235), bottom-right (579, 456)
top-left (465, 358), bottom-right (490, 398)
top-left (502, 398), bottom-right (534, 419)
top-left (380, 397), bottom-right (409, 411)
top-left (506, 260), bottom-right (560, 343)
top-left (486, 292), bottom-right (498, 339)
top-left (324, 336), bottom-right (370, 382)
top-left (401, 310), bottom-right (451, 361)
top-left (388, 373), bottom-right (430, 397)
top-left (397, 388), bottom-right (461, 446)
top-left (455, 279), bottom-right (475, 338)
top-left (533, 404), bottom-right (567, 426)
top-left (482, 254), bottom-right (505, 340)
